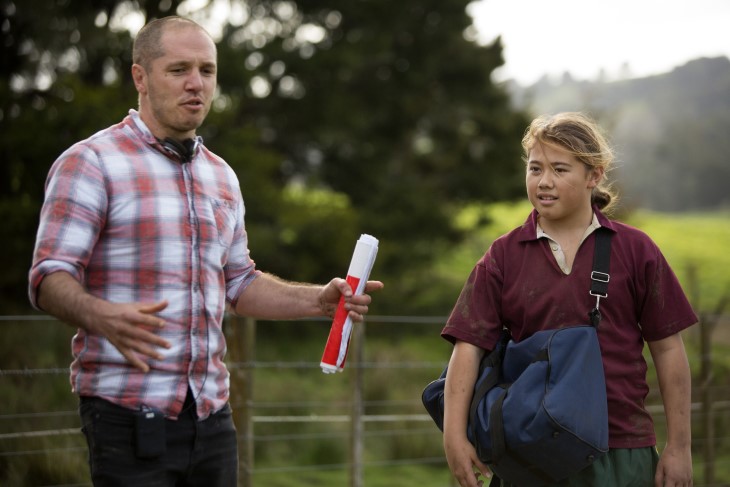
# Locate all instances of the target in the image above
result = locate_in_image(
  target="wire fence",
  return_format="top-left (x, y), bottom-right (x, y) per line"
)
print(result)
top-left (1, 314), bottom-right (729, 487)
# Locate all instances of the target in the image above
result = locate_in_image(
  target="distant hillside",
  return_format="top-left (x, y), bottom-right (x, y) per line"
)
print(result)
top-left (506, 57), bottom-right (730, 212)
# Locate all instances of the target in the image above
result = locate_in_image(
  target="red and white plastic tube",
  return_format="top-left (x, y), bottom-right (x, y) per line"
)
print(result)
top-left (320, 234), bottom-right (379, 374)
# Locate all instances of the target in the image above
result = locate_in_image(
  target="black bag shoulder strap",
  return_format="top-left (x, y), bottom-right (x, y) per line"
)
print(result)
top-left (588, 229), bottom-right (612, 327)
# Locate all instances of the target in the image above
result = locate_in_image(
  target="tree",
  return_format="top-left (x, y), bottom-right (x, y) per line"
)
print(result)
top-left (0, 0), bottom-right (528, 314)
top-left (0, 0), bottom-right (142, 311)
top-left (214, 0), bottom-right (529, 311)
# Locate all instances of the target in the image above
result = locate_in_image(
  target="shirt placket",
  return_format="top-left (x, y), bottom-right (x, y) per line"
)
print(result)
top-left (182, 163), bottom-right (206, 415)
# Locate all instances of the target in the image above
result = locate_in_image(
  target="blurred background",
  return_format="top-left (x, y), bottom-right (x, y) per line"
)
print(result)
top-left (1, 0), bottom-right (729, 485)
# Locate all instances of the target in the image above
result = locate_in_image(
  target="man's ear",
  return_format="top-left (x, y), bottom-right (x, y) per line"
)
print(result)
top-left (131, 64), bottom-right (147, 95)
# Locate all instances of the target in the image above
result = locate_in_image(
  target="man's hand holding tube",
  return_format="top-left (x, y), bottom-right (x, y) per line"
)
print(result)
top-left (318, 278), bottom-right (385, 321)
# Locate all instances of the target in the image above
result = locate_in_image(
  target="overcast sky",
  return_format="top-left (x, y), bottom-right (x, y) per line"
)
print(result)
top-left (468, 0), bottom-right (730, 84)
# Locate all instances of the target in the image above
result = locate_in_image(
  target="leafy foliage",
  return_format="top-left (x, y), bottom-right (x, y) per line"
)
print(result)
top-left (0, 0), bottom-right (528, 312)
top-left (213, 0), bottom-right (529, 294)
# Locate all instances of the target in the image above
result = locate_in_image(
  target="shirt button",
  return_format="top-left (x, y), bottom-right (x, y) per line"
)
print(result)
top-left (551, 245), bottom-right (558, 251)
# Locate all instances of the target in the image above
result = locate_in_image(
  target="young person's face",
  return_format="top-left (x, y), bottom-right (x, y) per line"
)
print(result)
top-left (526, 143), bottom-right (602, 228)
top-left (133, 25), bottom-right (217, 140)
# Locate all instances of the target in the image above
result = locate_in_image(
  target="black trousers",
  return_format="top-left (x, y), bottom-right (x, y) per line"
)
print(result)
top-left (79, 391), bottom-right (238, 487)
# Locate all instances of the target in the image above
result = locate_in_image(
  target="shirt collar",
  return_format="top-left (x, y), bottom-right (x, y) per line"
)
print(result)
top-left (126, 109), bottom-right (204, 151)
top-left (536, 212), bottom-right (602, 243)
top-left (518, 206), bottom-right (616, 243)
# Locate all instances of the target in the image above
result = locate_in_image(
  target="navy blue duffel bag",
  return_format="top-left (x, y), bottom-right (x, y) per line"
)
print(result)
top-left (422, 325), bottom-right (609, 486)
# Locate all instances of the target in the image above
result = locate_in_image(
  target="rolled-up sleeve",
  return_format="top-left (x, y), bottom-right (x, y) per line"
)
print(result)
top-left (28, 146), bottom-right (108, 309)
top-left (223, 189), bottom-right (260, 307)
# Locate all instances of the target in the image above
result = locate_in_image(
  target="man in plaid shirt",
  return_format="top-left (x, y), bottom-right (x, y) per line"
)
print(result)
top-left (28, 16), bottom-right (383, 486)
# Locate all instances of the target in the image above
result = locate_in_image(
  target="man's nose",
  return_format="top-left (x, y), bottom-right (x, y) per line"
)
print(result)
top-left (185, 70), bottom-right (204, 90)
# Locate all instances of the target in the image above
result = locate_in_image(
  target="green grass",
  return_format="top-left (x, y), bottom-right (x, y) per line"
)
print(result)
top-left (626, 210), bottom-right (730, 309)
top-left (251, 464), bottom-right (457, 487)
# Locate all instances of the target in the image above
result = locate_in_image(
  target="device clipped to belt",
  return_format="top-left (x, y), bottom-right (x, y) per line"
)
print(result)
top-left (134, 407), bottom-right (166, 458)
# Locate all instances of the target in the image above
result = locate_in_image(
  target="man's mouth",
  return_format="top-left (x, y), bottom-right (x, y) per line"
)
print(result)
top-left (182, 99), bottom-right (204, 108)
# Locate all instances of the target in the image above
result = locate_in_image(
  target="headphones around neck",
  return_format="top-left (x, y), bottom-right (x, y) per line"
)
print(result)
top-left (161, 137), bottom-right (198, 163)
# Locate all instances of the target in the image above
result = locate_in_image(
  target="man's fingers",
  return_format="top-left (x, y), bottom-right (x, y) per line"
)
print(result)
top-left (363, 280), bottom-right (384, 292)
top-left (332, 279), bottom-right (382, 302)
top-left (116, 330), bottom-right (169, 371)
top-left (130, 340), bottom-right (167, 361)
top-left (331, 278), bottom-right (353, 297)
top-left (119, 347), bottom-right (151, 373)
top-left (138, 300), bottom-right (169, 314)
top-left (119, 303), bottom-right (167, 330)
top-left (126, 326), bottom-right (172, 349)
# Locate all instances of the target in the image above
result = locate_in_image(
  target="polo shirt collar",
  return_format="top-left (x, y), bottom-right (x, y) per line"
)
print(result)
top-left (517, 206), bottom-right (617, 243)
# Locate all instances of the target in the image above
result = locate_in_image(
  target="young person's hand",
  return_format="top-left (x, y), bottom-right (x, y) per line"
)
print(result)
top-left (443, 433), bottom-right (491, 487)
top-left (654, 443), bottom-right (693, 487)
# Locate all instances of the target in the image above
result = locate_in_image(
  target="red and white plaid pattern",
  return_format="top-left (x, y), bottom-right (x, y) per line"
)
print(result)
top-left (29, 110), bottom-right (259, 419)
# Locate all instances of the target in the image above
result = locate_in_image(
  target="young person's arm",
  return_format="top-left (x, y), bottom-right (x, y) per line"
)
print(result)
top-left (443, 340), bottom-right (491, 487)
top-left (233, 272), bottom-right (383, 321)
top-left (648, 332), bottom-right (693, 487)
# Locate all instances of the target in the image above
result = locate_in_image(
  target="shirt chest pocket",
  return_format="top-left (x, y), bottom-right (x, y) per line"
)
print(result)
top-left (207, 198), bottom-right (237, 247)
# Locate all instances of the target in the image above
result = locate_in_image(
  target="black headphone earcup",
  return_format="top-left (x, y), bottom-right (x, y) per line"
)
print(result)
top-left (161, 137), bottom-right (197, 162)
top-left (162, 138), bottom-right (187, 158)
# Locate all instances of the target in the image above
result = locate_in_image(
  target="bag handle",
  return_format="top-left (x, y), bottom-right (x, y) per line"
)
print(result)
top-left (468, 333), bottom-right (509, 461)
top-left (588, 229), bottom-right (613, 327)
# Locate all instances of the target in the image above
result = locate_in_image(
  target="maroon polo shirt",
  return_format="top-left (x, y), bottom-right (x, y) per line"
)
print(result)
top-left (442, 208), bottom-right (697, 448)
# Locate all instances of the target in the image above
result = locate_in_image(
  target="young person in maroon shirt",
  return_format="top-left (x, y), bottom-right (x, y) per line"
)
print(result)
top-left (441, 112), bottom-right (697, 487)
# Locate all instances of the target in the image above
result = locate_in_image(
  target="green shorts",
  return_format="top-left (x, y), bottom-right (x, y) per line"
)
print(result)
top-left (503, 447), bottom-right (659, 487)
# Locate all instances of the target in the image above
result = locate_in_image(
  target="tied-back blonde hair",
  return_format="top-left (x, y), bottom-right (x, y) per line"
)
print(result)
top-left (521, 112), bottom-right (618, 213)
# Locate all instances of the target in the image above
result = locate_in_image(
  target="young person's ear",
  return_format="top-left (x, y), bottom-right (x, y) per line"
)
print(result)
top-left (587, 167), bottom-right (604, 188)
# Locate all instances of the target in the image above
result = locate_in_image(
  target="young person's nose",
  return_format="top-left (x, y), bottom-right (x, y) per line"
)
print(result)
top-left (538, 171), bottom-right (554, 188)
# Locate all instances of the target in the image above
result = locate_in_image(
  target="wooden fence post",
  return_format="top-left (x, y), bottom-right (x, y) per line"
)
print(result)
top-left (687, 264), bottom-right (730, 486)
top-left (350, 319), bottom-right (365, 487)
top-left (699, 316), bottom-right (714, 486)
top-left (227, 315), bottom-right (256, 487)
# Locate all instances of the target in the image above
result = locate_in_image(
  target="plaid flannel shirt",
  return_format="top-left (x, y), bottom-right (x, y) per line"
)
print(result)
top-left (29, 110), bottom-right (260, 419)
